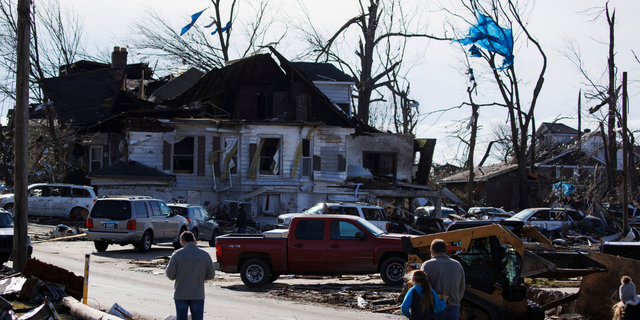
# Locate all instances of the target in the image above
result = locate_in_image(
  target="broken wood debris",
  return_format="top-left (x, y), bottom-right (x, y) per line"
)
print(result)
top-left (266, 283), bottom-right (402, 314)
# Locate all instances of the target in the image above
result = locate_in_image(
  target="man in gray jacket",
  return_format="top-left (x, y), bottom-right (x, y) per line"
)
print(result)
top-left (166, 231), bottom-right (215, 320)
top-left (421, 238), bottom-right (465, 320)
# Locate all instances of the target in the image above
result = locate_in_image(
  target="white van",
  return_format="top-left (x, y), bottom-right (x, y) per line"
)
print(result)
top-left (0, 183), bottom-right (97, 219)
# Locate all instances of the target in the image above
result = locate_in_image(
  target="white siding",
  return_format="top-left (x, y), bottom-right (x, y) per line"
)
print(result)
top-left (313, 83), bottom-right (351, 103)
top-left (128, 132), bottom-right (164, 170)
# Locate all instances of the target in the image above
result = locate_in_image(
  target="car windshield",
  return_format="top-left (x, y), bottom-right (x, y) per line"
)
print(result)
top-left (356, 219), bottom-right (385, 237)
top-left (509, 209), bottom-right (536, 220)
top-left (169, 206), bottom-right (189, 216)
top-left (302, 204), bottom-right (325, 215)
top-left (0, 212), bottom-right (12, 228)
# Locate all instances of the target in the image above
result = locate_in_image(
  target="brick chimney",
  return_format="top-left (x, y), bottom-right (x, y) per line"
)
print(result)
top-left (111, 46), bottom-right (128, 68)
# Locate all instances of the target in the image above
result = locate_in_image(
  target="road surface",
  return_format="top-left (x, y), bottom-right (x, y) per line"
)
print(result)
top-left (27, 229), bottom-right (400, 320)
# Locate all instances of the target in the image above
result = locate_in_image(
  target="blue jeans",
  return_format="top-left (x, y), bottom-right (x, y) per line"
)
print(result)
top-left (236, 227), bottom-right (246, 234)
top-left (175, 299), bottom-right (204, 320)
top-left (435, 306), bottom-right (459, 320)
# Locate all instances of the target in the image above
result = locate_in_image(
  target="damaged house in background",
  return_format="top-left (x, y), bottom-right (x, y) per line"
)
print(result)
top-left (37, 46), bottom-right (440, 226)
top-left (439, 122), bottom-right (636, 212)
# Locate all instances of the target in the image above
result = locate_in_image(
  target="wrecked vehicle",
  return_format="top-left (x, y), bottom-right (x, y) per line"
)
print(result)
top-left (414, 206), bottom-right (461, 228)
top-left (0, 210), bottom-right (32, 264)
top-left (0, 183), bottom-right (96, 220)
top-left (215, 215), bottom-right (413, 288)
top-left (86, 196), bottom-right (189, 253)
top-left (506, 207), bottom-right (604, 232)
top-left (468, 206), bottom-right (513, 220)
top-left (275, 202), bottom-right (391, 231)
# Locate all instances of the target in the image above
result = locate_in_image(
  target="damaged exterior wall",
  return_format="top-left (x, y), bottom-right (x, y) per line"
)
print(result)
top-left (89, 121), bottom-right (367, 222)
top-left (347, 133), bottom-right (414, 183)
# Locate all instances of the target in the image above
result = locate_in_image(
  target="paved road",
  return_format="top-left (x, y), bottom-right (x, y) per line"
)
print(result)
top-left (28, 230), bottom-right (400, 320)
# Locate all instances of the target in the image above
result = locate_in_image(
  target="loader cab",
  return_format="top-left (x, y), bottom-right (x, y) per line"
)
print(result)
top-left (450, 236), bottom-right (525, 301)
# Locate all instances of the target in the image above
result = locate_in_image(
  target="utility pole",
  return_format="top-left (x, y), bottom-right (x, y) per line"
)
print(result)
top-left (13, 0), bottom-right (31, 270)
top-left (622, 72), bottom-right (628, 236)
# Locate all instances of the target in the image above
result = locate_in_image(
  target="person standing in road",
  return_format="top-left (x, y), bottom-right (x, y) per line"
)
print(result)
top-left (166, 231), bottom-right (215, 320)
top-left (236, 203), bottom-right (248, 234)
top-left (421, 238), bottom-right (465, 320)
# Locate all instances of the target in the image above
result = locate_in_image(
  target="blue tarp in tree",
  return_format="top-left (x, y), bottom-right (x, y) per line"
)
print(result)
top-left (553, 182), bottom-right (576, 196)
top-left (455, 10), bottom-right (514, 70)
top-left (180, 8), bottom-right (208, 36)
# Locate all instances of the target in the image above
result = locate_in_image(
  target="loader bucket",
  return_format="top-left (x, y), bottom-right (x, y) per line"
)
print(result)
top-left (522, 250), bottom-right (607, 279)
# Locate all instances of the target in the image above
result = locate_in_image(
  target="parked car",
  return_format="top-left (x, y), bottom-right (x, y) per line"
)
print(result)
top-left (216, 215), bottom-right (414, 288)
top-left (468, 207), bottom-right (514, 220)
top-left (85, 196), bottom-right (189, 253)
top-left (275, 202), bottom-right (390, 231)
top-left (506, 207), bottom-right (589, 231)
top-left (167, 203), bottom-right (219, 246)
top-left (0, 183), bottom-right (96, 219)
top-left (0, 209), bottom-right (32, 264)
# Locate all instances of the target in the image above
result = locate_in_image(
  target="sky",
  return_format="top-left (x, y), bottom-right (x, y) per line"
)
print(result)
top-left (4, 0), bottom-right (639, 166)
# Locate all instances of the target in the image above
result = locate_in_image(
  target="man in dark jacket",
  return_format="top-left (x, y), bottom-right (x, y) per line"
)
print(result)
top-left (236, 203), bottom-right (247, 233)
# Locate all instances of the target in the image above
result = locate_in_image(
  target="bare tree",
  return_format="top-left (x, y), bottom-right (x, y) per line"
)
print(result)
top-left (129, 0), bottom-right (284, 73)
top-left (564, 3), bottom-right (621, 197)
top-left (0, 0), bottom-right (93, 185)
top-left (454, 0), bottom-right (547, 210)
top-left (300, 0), bottom-right (449, 126)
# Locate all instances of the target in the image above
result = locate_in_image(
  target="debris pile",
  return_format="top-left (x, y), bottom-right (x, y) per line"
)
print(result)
top-left (266, 283), bottom-right (402, 314)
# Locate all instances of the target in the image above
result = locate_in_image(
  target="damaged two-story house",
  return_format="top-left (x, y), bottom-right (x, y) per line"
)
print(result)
top-left (40, 47), bottom-right (438, 224)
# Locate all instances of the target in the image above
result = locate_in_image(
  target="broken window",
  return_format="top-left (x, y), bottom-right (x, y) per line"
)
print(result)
top-left (173, 137), bottom-right (195, 174)
top-left (362, 152), bottom-right (397, 180)
top-left (90, 146), bottom-right (103, 172)
top-left (221, 137), bottom-right (238, 181)
top-left (362, 208), bottom-right (385, 221)
top-left (258, 194), bottom-right (280, 217)
top-left (302, 139), bottom-right (312, 176)
top-left (259, 138), bottom-right (280, 175)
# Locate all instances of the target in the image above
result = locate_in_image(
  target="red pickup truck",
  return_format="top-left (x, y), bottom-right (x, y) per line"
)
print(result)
top-left (215, 215), bottom-right (412, 288)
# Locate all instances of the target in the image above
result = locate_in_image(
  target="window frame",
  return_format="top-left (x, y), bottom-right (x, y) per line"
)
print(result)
top-left (258, 137), bottom-right (281, 176)
top-left (90, 145), bottom-right (103, 172)
top-left (301, 138), bottom-right (312, 177)
top-left (172, 136), bottom-right (195, 175)
top-left (223, 136), bottom-right (238, 176)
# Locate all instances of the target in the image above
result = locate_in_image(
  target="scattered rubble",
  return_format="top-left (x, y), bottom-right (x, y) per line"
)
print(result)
top-left (266, 283), bottom-right (402, 314)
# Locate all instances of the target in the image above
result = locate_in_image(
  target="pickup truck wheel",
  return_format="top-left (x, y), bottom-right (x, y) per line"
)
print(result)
top-left (240, 258), bottom-right (271, 288)
top-left (173, 228), bottom-right (188, 249)
top-left (94, 241), bottom-right (109, 252)
top-left (268, 273), bottom-right (280, 283)
top-left (136, 231), bottom-right (153, 253)
top-left (380, 257), bottom-right (406, 286)
top-left (209, 230), bottom-right (219, 247)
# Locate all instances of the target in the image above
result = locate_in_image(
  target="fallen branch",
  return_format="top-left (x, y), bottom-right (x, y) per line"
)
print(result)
top-left (372, 305), bottom-right (400, 313)
top-left (31, 233), bottom-right (87, 243)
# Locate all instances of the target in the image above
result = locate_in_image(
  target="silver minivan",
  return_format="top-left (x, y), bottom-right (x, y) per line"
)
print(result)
top-left (86, 196), bottom-right (189, 253)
